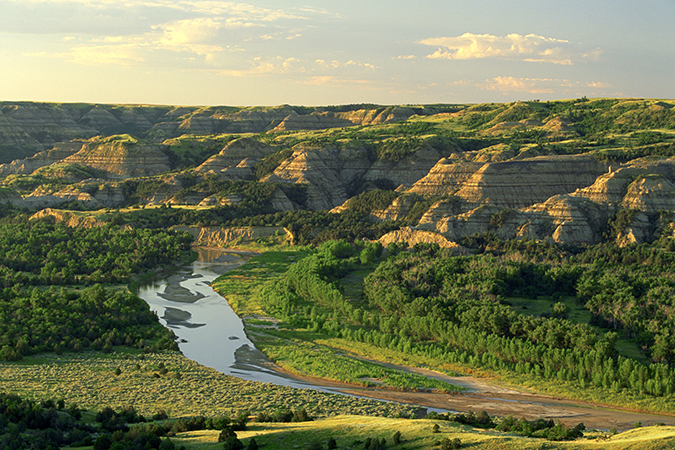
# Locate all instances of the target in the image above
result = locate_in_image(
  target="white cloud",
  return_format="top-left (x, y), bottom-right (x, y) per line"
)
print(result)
top-left (477, 76), bottom-right (557, 93)
top-left (418, 33), bottom-right (583, 65)
top-left (344, 60), bottom-right (379, 70)
top-left (218, 56), bottom-right (304, 76)
top-left (587, 81), bottom-right (610, 89)
top-left (155, 18), bottom-right (225, 56)
top-left (38, 44), bottom-right (146, 66)
top-left (300, 76), bottom-right (373, 87)
top-left (475, 77), bottom-right (612, 95)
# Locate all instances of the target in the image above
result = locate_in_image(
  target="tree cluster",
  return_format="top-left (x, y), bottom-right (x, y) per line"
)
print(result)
top-left (0, 220), bottom-right (192, 286)
top-left (0, 284), bottom-right (177, 361)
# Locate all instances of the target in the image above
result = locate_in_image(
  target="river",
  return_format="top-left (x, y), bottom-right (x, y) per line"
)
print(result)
top-left (136, 248), bottom-right (675, 429)
top-left (136, 247), bottom-right (343, 391)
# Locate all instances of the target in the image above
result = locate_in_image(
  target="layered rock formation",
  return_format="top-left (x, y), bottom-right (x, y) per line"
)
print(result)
top-left (172, 225), bottom-right (293, 247)
top-left (375, 194), bottom-right (420, 221)
top-left (62, 135), bottom-right (171, 178)
top-left (378, 227), bottom-right (465, 254)
top-left (2, 99), bottom-right (675, 248)
top-left (455, 155), bottom-right (609, 209)
top-left (0, 142), bottom-right (84, 176)
top-left (20, 186), bottom-right (99, 209)
top-left (409, 159), bottom-right (483, 196)
top-left (272, 111), bottom-right (354, 131)
top-left (29, 208), bottom-right (108, 228)
top-left (195, 137), bottom-right (276, 180)
top-left (263, 144), bottom-right (369, 210)
top-left (363, 143), bottom-right (442, 188)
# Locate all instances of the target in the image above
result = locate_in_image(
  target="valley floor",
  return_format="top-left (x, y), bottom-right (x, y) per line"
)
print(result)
top-left (262, 356), bottom-right (675, 431)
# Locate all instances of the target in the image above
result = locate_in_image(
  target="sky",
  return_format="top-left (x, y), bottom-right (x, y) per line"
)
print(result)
top-left (0, 0), bottom-right (673, 106)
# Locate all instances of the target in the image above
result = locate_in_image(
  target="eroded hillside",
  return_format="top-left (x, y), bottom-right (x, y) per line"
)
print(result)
top-left (1, 98), bottom-right (675, 247)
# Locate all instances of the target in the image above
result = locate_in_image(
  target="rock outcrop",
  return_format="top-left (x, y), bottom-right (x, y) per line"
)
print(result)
top-left (363, 143), bottom-right (442, 188)
top-left (375, 194), bottom-right (420, 221)
top-left (572, 159), bottom-right (675, 211)
top-left (272, 111), bottom-right (354, 131)
top-left (29, 208), bottom-right (108, 228)
top-left (455, 155), bottom-right (609, 209)
top-left (379, 227), bottom-right (465, 254)
top-left (409, 159), bottom-right (483, 196)
top-left (20, 186), bottom-right (100, 209)
top-left (62, 135), bottom-right (171, 178)
top-left (0, 142), bottom-right (84, 176)
top-left (172, 225), bottom-right (293, 247)
top-left (195, 137), bottom-right (277, 180)
top-left (264, 144), bottom-right (371, 210)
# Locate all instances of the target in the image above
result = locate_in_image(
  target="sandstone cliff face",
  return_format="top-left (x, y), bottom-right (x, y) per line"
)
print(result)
top-left (272, 111), bottom-right (354, 132)
top-left (0, 142), bottom-right (84, 176)
top-left (271, 107), bottom-right (415, 131)
top-left (92, 183), bottom-right (127, 207)
top-left (263, 140), bottom-right (439, 211)
top-left (521, 195), bottom-right (610, 245)
top-left (172, 225), bottom-right (292, 247)
top-left (0, 103), bottom-right (418, 160)
top-left (378, 227), bottom-right (465, 254)
top-left (621, 174), bottom-right (675, 212)
top-left (0, 104), bottom-right (96, 157)
top-left (423, 204), bottom-right (512, 241)
top-left (62, 135), bottom-right (171, 178)
top-left (79, 107), bottom-right (124, 130)
top-left (29, 208), bottom-right (108, 228)
top-left (455, 155), bottom-right (609, 209)
top-left (572, 159), bottom-right (675, 210)
top-left (195, 137), bottom-right (276, 180)
top-left (264, 145), bottom-right (365, 210)
top-left (375, 194), bottom-right (419, 221)
top-left (363, 143), bottom-right (442, 189)
top-left (20, 186), bottom-right (100, 209)
top-left (409, 159), bottom-right (483, 196)
top-left (147, 176), bottom-right (184, 205)
top-left (224, 105), bottom-right (298, 133)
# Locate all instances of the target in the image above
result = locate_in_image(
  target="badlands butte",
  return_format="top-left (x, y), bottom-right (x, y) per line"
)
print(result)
top-left (1, 98), bottom-right (675, 248)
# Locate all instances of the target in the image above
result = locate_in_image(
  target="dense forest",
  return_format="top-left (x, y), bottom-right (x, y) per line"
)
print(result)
top-left (255, 236), bottom-right (675, 401)
top-left (0, 217), bottom-right (192, 361)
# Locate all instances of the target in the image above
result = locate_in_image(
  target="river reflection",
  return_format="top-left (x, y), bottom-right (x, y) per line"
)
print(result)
top-left (137, 248), bottom-right (328, 390)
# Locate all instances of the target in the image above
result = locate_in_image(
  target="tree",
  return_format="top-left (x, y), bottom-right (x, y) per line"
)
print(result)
top-left (440, 437), bottom-right (462, 449)
top-left (552, 302), bottom-right (570, 319)
top-left (222, 435), bottom-right (244, 450)
top-left (392, 431), bottom-right (401, 444)
top-left (218, 427), bottom-right (237, 442)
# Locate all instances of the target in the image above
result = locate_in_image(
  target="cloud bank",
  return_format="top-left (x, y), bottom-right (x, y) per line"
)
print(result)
top-left (418, 33), bottom-right (587, 65)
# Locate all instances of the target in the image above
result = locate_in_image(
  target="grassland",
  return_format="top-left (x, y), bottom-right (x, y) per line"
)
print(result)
top-left (0, 350), bottom-right (420, 420)
top-left (171, 416), bottom-right (675, 450)
top-left (2, 349), bottom-right (675, 449)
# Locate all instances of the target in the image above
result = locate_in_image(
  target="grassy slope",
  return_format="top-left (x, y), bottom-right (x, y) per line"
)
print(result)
top-left (173, 417), bottom-right (675, 450)
top-left (0, 351), bottom-right (419, 419)
top-left (1, 349), bottom-right (673, 449)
